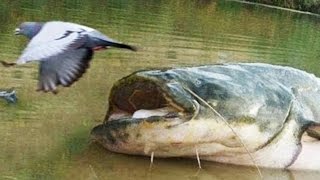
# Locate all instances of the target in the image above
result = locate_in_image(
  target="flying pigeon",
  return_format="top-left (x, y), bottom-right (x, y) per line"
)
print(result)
top-left (2, 21), bottom-right (136, 93)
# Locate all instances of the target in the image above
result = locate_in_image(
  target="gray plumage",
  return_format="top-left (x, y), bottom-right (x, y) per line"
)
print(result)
top-left (15, 21), bottom-right (136, 93)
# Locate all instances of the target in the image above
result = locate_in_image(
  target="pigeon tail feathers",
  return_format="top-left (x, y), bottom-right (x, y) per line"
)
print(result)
top-left (97, 39), bottom-right (137, 51)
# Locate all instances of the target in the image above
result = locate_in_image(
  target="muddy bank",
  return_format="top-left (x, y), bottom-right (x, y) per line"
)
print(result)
top-left (247, 0), bottom-right (320, 14)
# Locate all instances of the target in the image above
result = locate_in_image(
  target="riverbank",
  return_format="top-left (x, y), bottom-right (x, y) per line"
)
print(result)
top-left (238, 0), bottom-right (320, 14)
top-left (246, 0), bottom-right (320, 14)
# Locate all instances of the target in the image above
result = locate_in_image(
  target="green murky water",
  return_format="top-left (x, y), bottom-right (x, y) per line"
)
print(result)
top-left (1, 0), bottom-right (320, 179)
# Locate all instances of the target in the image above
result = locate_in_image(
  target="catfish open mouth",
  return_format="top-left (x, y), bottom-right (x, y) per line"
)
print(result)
top-left (105, 75), bottom-right (195, 123)
top-left (90, 74), bottom-right (199, 158)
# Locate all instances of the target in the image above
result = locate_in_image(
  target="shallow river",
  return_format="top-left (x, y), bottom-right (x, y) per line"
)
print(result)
top-left (1, 0), bottom-right (320, 179)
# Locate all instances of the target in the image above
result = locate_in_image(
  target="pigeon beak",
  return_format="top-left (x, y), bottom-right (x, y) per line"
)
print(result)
top-left (14, 28), bottom-right (20, 35)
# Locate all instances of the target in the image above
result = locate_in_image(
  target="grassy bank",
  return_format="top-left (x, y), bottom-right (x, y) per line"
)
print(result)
top-left (246, 0), bottom-right (320, 14)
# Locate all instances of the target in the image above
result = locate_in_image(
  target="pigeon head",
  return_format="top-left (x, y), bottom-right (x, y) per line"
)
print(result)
top-left (15, 22), bottom-right (43, 39)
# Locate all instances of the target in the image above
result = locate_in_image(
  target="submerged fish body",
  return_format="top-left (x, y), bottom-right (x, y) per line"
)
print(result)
top-left (91, 63), bottom-right (320, 169)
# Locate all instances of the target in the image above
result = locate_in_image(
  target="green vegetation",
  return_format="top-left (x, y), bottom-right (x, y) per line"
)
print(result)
top-left (247, 0), bottom-right (320, 14)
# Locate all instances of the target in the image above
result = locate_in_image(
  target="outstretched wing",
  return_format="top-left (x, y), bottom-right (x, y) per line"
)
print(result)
top-left (38, 48), bottom-right (93, 93)
top-left (17, 21), bottom-right (91, 64)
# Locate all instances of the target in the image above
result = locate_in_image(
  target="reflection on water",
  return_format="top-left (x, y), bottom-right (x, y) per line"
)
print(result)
top-left (1, 0), bottom-right (320, 179)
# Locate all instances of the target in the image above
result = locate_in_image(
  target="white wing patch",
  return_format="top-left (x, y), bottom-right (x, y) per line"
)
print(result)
top-left (17, 21), bottom-right (90, 64)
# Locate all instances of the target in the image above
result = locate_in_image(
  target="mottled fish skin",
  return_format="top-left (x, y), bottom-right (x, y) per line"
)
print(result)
top-left (138, 63), bottom-right (320, 125)
top-left (15, 21), bottom-right (136, 93)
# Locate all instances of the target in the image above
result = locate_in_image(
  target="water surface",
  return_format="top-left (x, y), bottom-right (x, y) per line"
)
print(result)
top-left (1, 0), bottom-right (320, 179)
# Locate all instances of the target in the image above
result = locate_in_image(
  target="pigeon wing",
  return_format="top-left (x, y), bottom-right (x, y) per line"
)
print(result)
top-left (37, 48), bottom-right (93, 93)
top-left (17, 22), bottom-right (88, 64)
